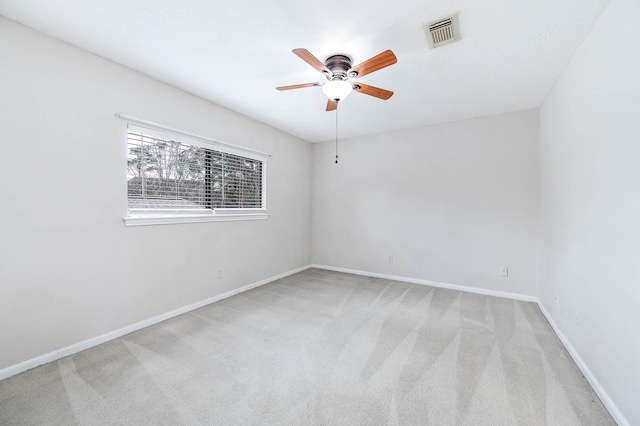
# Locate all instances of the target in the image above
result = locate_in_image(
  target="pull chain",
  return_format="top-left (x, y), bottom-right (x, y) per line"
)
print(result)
top-left (335, 101), bottom-right (339, 164)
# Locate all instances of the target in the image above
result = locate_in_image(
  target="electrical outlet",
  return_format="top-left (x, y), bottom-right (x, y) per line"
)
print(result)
top-left (500, 267), bottom-right (508, 277)
top-left (388, 255), bottom-right (394, 263)
top-left (574, 312), bottom-right (579, 324)
top-left (554, 295), bottom-right (559, 304)
top-left (217, 269), bottom-right (223, 279)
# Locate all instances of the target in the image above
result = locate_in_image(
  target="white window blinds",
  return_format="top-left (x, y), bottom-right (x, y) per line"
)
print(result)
top-left (126, 126), bottom-right (266, 215)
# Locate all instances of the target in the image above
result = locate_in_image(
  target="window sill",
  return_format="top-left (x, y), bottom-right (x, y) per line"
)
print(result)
top-left (124, 213), bottom-right (269, 227)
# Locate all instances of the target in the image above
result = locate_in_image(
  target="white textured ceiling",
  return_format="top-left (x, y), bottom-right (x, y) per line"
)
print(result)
top-left (0, 0), bottom-right (609, 143)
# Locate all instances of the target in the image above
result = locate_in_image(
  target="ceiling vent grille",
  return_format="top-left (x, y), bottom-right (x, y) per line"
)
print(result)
top-left (424, 13), bottom-right (459, 49)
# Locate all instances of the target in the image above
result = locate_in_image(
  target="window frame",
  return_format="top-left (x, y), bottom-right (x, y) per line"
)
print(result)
top-left (120, 116), bottom-right (270, 227)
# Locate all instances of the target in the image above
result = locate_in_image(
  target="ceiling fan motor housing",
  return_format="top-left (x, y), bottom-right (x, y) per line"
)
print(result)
top-left (325, 54), bottom-right (353, 80)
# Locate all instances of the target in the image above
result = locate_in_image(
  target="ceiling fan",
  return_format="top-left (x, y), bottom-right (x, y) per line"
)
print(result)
top-left (276, 48), bottom-right (397, 111)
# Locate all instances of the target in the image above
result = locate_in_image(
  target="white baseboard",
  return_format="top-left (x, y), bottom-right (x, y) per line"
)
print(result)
top-left (0, 264), bottom-right (311, 381)
top-left (310, 264), bottom-right (538, 302)
top-left (311, 264), bottom-right (627, 426)
top-left (536, 302), bottom-right (629, 426)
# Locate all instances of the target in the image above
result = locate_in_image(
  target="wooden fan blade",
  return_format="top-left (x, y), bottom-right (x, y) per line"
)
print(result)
top-left (349, 50), bottom-right (397, 78)
top-left (293, 48), bottom-right (330, 74)
top-left (326, 99), bottom-right (337, 111)
top-left (276, 82), bottom-right (320, 91)
top-left (353, 83), bottom-right (394, 100)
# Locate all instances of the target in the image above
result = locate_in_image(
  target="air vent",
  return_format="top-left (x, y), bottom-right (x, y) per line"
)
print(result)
top-left (424, 13), bottom-right (460, 49)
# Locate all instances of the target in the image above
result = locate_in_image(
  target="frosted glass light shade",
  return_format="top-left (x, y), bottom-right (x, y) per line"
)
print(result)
top-left (322, 80), bottom-right (353, 101)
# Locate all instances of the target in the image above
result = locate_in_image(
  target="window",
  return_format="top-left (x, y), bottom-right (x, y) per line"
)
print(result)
top-left (124, 122), bottom-right (268, 226)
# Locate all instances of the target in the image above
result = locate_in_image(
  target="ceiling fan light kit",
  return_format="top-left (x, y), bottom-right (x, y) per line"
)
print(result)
top-left (322, 80), bottom-right (353, 102)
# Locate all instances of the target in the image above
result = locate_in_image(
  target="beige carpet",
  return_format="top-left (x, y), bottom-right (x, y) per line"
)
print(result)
top-left (0, 269), bottom-right (615, 425)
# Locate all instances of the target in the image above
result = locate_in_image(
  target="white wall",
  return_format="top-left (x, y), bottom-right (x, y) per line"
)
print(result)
top-left (537, 0), bottom-right (640, 423)
top-left (312, 109), bottom-right (539, 297)
top-left (0, 17), bottom-right (311, 371)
